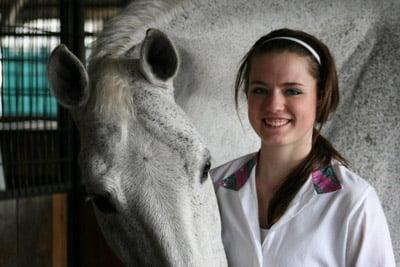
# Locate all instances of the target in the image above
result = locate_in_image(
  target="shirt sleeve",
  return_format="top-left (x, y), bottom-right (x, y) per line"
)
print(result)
top-left (345, 187), bottom-right (396, 267)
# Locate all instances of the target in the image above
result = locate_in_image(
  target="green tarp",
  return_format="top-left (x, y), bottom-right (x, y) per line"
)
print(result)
top-left (1, 47), bottom-right (57, 118)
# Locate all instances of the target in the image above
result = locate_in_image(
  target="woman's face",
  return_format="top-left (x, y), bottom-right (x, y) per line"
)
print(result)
top-left (247, 52), bottom-right (317, 150)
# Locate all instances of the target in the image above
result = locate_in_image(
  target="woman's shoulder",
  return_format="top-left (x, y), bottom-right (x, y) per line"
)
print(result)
top-left (330, 160), bottom-right (379, 208)
top-left (210, 152), bottom-right (257, 184)
top-left (332, 161), bottom-right (395, 265)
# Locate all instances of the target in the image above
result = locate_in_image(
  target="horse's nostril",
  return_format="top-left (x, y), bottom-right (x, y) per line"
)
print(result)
top-left (201, 160), bottom-right (212, 183)
top-left (88, 193), bottom-right (118, 214)
top-left (204, 160), bottom-right (211, 173)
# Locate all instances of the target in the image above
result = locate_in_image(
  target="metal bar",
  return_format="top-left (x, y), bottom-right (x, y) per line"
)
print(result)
top-left (0, 57), bottom-right (52, 63)
top-left (0, 158), bottom-right (71, 165)
top-left (0, 186), bottom-right (69, 201)
top-left (0, 31), bottom-right (95, 37)
top-left (29, 38), bottom-right (36, 195)
top-left (15, 42), bottom-right (23, 197)
top-left (60, 0), bottom-right (85, 266)
top-left (1, 0), bottom-right (28, 27)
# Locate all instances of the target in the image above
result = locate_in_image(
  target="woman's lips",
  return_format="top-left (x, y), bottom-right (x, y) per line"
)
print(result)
top-left (262, 118), bottom-right (291, 128)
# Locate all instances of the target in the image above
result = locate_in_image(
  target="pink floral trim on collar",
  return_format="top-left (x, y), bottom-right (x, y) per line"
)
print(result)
top-left (311, 165), bottom-right (342, 194)
top-left (218, 156), bottom-right (341, 194)
top-left (217, 157), bottom-right (256, 191)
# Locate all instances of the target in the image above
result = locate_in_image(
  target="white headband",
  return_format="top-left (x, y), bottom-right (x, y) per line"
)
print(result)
top-left (262, 36), bottom-right (321, 65)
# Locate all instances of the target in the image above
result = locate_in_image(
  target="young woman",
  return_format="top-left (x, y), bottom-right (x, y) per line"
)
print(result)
top-left (211, 28), bottom-right (395, 267)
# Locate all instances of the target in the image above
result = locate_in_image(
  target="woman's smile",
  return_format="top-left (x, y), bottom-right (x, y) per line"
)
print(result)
top-left (262, 117), bottom-right (291, 128)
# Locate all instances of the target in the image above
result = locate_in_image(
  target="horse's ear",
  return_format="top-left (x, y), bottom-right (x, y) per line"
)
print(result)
top-left (139, 29), bottom-right (179, 88)
top-left (48, 44), bottom-right (89, 109)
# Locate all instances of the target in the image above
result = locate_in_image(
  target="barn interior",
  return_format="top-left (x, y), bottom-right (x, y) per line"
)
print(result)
top-left (0, 1), bottom-right (127, 266)
top-left (1, 0), bottom-right (400, 266)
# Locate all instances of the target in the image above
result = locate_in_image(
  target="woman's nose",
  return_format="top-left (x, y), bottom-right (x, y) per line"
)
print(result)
top-left (264, 91), bottom-right (285, 112)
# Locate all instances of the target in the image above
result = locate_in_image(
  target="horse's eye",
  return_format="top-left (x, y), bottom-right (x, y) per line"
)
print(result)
top-left (201, 160), bottom-right (212, 183)
top-left (87, 193), bottom-right (117, 214)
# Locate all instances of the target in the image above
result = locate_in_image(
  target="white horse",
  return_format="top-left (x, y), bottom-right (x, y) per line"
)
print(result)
top-left (48, 29), bottom-right (226, 266)
top-left (48, 0), bottom-right (400, 265)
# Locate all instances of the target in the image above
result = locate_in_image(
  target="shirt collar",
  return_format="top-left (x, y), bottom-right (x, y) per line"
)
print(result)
top-left (217, 157), bottom-right (256, 191)
top-left (217, 155), bottom-right (342, 194)
top-left (311, 164), bottom-right (342, 193)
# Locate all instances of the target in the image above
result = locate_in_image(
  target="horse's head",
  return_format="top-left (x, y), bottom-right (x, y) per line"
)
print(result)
top-left (48, 29), bottom-right (226, 266)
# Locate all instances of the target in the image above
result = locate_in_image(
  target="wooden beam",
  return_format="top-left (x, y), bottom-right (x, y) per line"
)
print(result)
top-left (52, 193), bottom-right (67, 267)
top-left (0, 199), bottom-right (17, 266)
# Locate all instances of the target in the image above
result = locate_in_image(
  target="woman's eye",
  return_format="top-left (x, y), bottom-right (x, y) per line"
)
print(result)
top-left (251, 87), bottom-right (266, 94)
top-left (285, 88), bottom-right (302, 96)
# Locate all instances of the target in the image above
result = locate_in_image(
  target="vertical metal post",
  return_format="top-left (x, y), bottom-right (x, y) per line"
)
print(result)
top-left (59, 0), bottom-right (85, 266)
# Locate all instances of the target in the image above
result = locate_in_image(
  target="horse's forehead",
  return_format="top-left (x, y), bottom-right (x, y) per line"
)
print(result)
top-left (78, 119), bottom-right (122, 142)
top-left (93, 122), bottom-right (121, 136)
top-left (84, 57), bottom-right (141, 122)
top-left (91, 56), bottom-right (132, 73)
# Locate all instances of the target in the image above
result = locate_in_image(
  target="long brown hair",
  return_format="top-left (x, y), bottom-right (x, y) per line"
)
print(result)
top-left (235, 28), bottom-right (348, 227)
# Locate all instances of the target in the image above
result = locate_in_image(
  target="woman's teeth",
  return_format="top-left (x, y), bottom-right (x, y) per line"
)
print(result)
top-left (263, 119), bottom-right (290, 127)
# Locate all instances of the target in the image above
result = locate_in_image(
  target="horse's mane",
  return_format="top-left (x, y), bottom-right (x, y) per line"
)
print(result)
top-left (90, 0), bottom-right (188, 60)
top-left (85, 0), bottom-right (189, 120)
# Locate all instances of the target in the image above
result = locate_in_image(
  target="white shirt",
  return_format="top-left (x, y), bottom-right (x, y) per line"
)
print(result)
top-left (211, 152), bottom-right (395, 267)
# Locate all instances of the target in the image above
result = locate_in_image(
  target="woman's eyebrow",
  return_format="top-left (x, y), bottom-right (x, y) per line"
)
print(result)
top-left (281, 82), bottom-right (305, 87)
top-left (250, 81), bottom-right (305, 87)
top-left (249, 81), bottom-right (268, 86)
